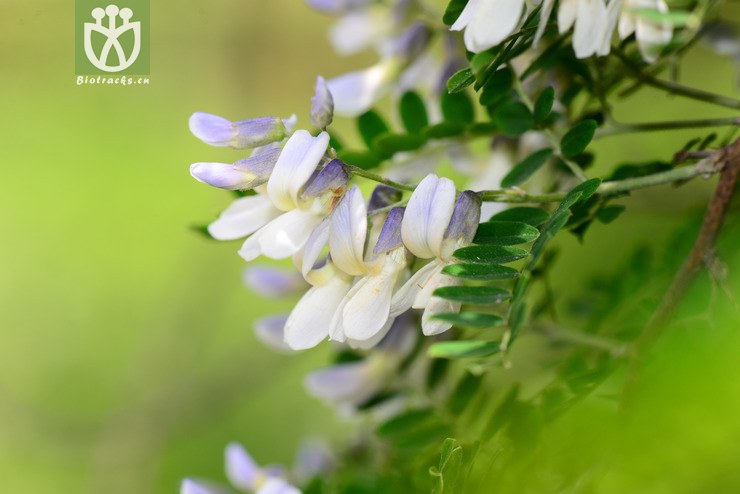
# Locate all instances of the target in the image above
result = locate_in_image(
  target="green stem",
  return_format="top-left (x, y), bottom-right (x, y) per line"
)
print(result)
top-left (477, 154), bottom-right (724, 203)
top-left (597, 117), bottom-right (740, 138)
top-left (344, 165), bottom-right (417, 192)
top-left (613, 48), bottom-right (740, 111)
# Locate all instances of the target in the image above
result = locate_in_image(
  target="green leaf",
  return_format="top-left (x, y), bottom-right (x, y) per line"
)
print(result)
top-left (560, 119), bottom-right (597, 157)
top-left (493, 101), bottom-right (534, 136)
top-left (454, 245), bottom-right (529, 264)
top-left (431, 438), bottom-right (464, 494)
top-left (470, 51), bottom-right (496, 77)
top-left (597, 204), bottom-right (626, 224)
top-left (442, 263), bottom-right (519, 281)
top-left (442, 0), bottom-right (470, 26)
top-left (376, 408), bottom-right (436, 439)
top-left (473, 221), bottom-right (540, 245)
top-left (488, 207), bottom-right (549, 226)
top-left (357, 110), bottom-right (389, 149)
top-left (441, 91), bottom-right (475, 126)
top-left (501, 148), bottom-right (553, 187)
top-left (433, 286), bottom-right (512, 304)
top-left (373, 132), bottom-right (425, 157)
top-left (427, 359), bottom-right (450, 390)
top-left (529, 211), bottom-right (571, 267)
top-left (336, 150), bottom-right (381, 170)
top-left (479, 67), bottom-right (514, 106)
top-left (424, 122), bottom-right (466, 139)
top-left (429, 340), bottom-right (501, 359)
top-left (447, 68), bottom-right (475, 94)
top-left (533, 87), bottom-right (555, 123)
top-left (449, 372), bottom-right (483, 414)
top-left (561, 177), bottom-right (602, 209)
top-left (399, 91), bottom-right (429, 133)
top-left (432, 312), bottom-right (505, 329)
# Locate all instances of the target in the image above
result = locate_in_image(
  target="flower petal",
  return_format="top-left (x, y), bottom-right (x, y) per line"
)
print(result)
top-left (329, 185), bottom-right (368, 277)
top-left (267, 130), bottom-right (330, 211)
top-left (450, 0), bottom-right (480, 31)
top-left (373, 207), bottom-right (405, 255)
top-left (327, 62), bottom-right (396, 117)
top-left (243, 267), bottom-right (305, 297)
top-left (573, 0), bottom-right (607, 59)
top-left (558, 0), bottom-right (578, 33)
top-left (239, 209), bottom-right (324, 261)
top-left (208, 195), bottom-right (282, 241)
top-left (420, 272), bottom-right (462, 336)
top-left (464, 0), bottom-right (524, 53)
top-left (389, 260), bottom-right (439, 317)
top-left (225, 442), bottom-right (260, 491)
top-left (311, 75), bottom-right (334, 129)
top-left (284, 276), bottom-right (352, 350)
top-left (254, 314), bottom-right (293, 353)
top-left (189, 113), bottom-right (287, 149)
top-left (341, 257), bottom-right (404, 342)
top-left (300, 218), bottom-right (331, 279)
top-left (304, 360), bottom-right (380, 407)
top-left (401, 174), bottom-right (456, 259)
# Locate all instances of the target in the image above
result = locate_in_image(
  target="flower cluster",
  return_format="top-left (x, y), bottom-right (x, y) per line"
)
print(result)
top-left (190, 83), bottom-right (482, 350)
top-left (450, 0), bottom-right (673, 62)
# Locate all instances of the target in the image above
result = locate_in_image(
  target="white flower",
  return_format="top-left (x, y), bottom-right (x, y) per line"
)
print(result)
top-left (325, 186), bottom-right (409, 347)
top-left (450, 0), bottom-right (526, 53)
top-left (391, 174), bottom-right (481, 335)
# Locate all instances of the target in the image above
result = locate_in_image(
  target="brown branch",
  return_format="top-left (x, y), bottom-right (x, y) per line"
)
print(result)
top-left (621, 137), bottom-right (740, 413)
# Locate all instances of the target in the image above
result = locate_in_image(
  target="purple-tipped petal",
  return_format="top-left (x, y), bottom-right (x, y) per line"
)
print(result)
top-left (304, 360), bottom-right (379, 408)
top-left (243, 267), bottom-right (305, 297)
top-left (310, 76), bottom-right (334, 129)
top-left (225, 443), bottom-right (260, 491)
top-left (442, 190), bottom-right (481, 258)
top-left (191, 149), bottom-right (281, 190)
top-left (189, 113), bottom-right (287, 149)
top-left (302, 159), bottom-right (349, 202)
top-left (373, 207), bottom-right (405, 255)
top-left (368, 185), bottom-right (403, 212)
top-left (190, 163), bottom-right (253, 190)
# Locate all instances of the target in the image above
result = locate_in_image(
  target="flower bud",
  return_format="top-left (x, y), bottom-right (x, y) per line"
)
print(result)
top-left (189, 112), bottom-right (287, 149)
top-left (310, 76), bottom-right (334, 129)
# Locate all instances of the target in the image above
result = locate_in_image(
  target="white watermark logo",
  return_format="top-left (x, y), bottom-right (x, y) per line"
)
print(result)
top-left (83, 4), bottom-right (141, 73)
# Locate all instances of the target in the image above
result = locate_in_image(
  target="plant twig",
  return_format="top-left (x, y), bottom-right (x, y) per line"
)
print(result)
top-left (620, 137), bottom-right (740, 413)
top-left (597, 117), bottom-right (740, 138)
top-left (613, 48), bottom-right (740, 111)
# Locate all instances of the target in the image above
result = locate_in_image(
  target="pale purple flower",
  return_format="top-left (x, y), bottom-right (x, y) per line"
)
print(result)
top-left (189, 113), bottom-right (288, 149)
top-left (327, 23), bottom-right (431, 116)
top-left (254, 314), bottom-right (293, 353)
top-left (180, 443), bottom-right (300, 494)
top-left (243, 267), bottom-right (306, 298)
top-left (304, 316), bottom-right (417, 412)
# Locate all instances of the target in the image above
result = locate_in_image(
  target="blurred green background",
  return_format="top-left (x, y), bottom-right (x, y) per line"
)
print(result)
top-left (1, 1), bottom-right (739, 493)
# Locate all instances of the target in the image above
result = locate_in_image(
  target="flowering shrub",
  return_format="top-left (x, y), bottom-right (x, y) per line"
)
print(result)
top-left (182, 1), bottom-right (740, 492)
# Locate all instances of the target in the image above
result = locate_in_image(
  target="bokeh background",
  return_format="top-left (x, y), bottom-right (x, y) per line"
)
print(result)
top-left (1, 1), bottom-right (740, 493)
